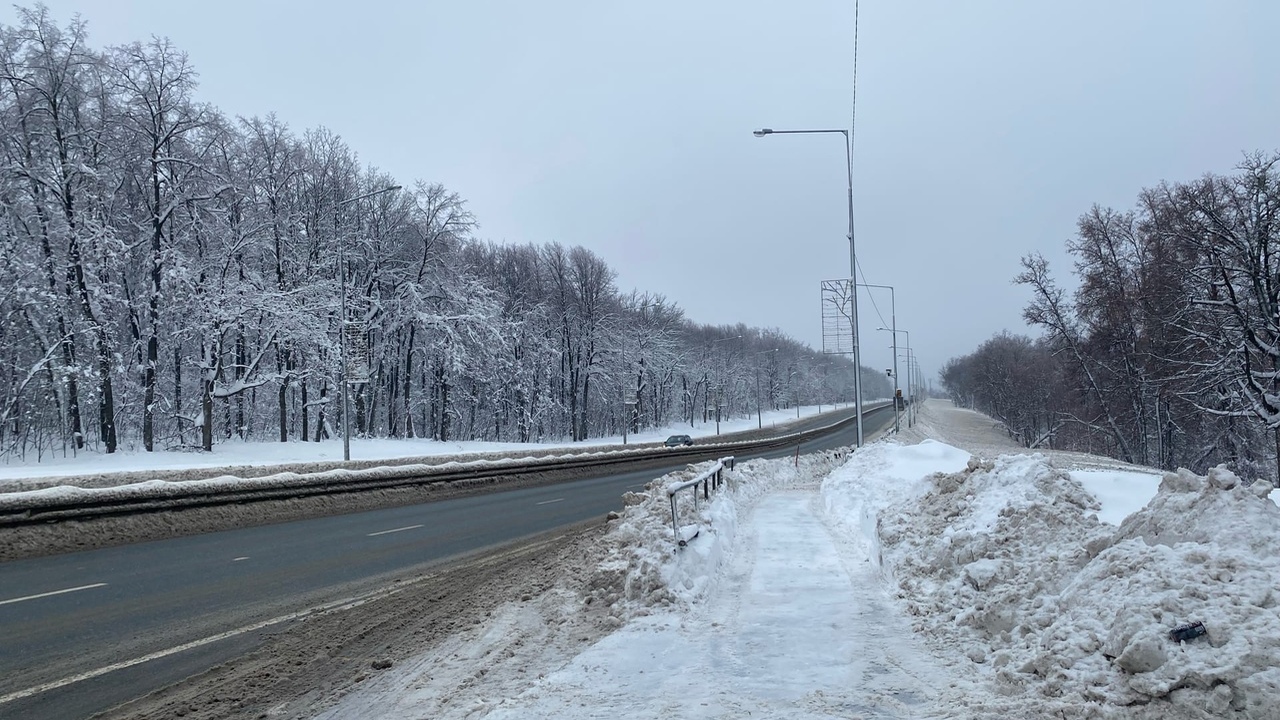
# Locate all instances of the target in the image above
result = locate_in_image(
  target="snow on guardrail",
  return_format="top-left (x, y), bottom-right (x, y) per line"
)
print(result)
top-left (666, 456), bottom-right (735, 546)
top-left (0, 402), bottom-right (887, 527)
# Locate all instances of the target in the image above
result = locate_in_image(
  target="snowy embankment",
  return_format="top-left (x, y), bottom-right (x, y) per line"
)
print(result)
top-left (0, 404), bottom-right (862, 489)
top-left (866, 449), bottom-right (1280, 718)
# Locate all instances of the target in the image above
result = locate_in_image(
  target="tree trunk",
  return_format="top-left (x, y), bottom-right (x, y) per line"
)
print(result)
top-left (174, 346), bottom-right (183, 446)
top-left (301, 378), bottom-right (310, 442)
top-left (277, 342), bottom-right (289, 442)
top-left (404, 325), bottom-right (416, 438)
top-left (201, 349), bottom-right (213, 452)
top-left (143, 156), bottom-right (163, 452)
top-left (314, 383), bottom-right (328, 441)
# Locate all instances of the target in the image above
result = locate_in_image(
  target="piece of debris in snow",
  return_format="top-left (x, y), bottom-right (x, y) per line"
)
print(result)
top-left (1169, 621), bottom-right (1207, 643)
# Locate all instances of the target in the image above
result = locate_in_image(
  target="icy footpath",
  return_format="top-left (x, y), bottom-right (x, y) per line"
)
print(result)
top-left (486, 460), bottom-right (967, 718)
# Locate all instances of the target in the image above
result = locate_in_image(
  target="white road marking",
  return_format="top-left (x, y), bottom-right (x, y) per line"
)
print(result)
top-left (232, 557), bottom-right (249, 562)
top-left (0, 583), bottom-right (107, 607)
top-left (0, 574), bottom-right (436, 707)
top-left (535, 498), bottom-right (564, 506)
top-left (367, 524), bottom-right (424, 537)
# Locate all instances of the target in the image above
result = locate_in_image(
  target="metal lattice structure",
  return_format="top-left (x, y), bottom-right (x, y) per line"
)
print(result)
top-left (343, 321), bottom-right (371, 384)
top-left (821, 279), bottom-right (855, 355)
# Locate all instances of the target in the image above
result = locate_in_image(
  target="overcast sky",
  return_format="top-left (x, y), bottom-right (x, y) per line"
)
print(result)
top-left (9, 1), bottom-right (1278, 385)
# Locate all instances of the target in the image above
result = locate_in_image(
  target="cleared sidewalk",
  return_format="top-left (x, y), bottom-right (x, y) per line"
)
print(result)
top-left (485, 489), bottom-right (953, 719)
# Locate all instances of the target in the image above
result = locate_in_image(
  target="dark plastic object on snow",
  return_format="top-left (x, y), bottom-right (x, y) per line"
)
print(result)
top-left (1169, 621), bottom-right (1207, 643)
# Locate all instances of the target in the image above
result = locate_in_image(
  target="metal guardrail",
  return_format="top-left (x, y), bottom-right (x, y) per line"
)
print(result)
top-left (0, 403), bottom-right (890, 528)
top-left (666, 456), bottom-right (735, 546)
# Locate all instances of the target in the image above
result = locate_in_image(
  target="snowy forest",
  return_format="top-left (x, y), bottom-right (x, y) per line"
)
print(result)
top-left (942, 153), bottom-right (1280, 482)
top-left (0, 9), bottom-right (891, 460)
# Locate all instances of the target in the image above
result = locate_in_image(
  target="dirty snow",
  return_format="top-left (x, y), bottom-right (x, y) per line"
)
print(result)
top-left (876, 404), bottom-right (1280, 718)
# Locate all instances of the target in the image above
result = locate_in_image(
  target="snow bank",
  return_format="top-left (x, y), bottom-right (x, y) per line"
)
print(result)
top-left (0, 404), bottom-right (860, 486)
top-left (820, 439), bottom-right (972, 563)
top-left (1071, 469), bottom-right (1163, 525)
top-left (872, 451), bottom-right (1280, 719)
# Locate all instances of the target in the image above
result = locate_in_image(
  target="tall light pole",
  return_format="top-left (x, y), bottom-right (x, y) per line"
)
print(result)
top-left (620, 299), bottom-right (655, 443)
top-left (876, 324), bottom-right (907, 433)
top-left (783, 366), bottom-right (793, 417)
top-left (337, 184), bottom-right (401, 461)
top-left (897, 343), bottom-right (916, 427)
top-left (753, 127), bottom-right (862, 446)
top-left (622, 400), bottom-right (638, 444)
top-left (697, 335), bottom-right (741, 434)
top-left (755, 347), bottom-right (779, 428)
top-left (913, 354), bottom-right (923, 424)
top-left (881, 328), bottom-right (911, 427)
top-left (862, 283), bottom-right (897, 433)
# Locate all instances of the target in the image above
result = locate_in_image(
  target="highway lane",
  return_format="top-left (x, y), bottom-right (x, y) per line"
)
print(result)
top-left (0, 403), bottom-right (895, 718)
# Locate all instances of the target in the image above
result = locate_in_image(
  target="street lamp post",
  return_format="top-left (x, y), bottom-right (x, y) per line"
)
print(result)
top-left (753, 127), bottom-right (862, 446)
top-left (897, 343), bottom-right (916, 427)
top-left (862, 283), bottom-right (897, 433)
top-left (755, 347), bottom-right (779, 428)
top-left (622, 400), bottom-right (638, 444)
top-left (913, 354), bottom-right (923, 424)
top-left (783, 366), bottom-right (793, 417)
top-left (819, 358), bottom-right (828, 413)
top-left (701, 335), bottom-right (741, 434)
top-left (881, 328), bottom-right (911, 428)
top-left (337, 184), bottom-right (401, 461)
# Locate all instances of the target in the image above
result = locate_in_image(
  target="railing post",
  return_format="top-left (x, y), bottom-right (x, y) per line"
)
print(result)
top-left (666, 458), bottom-right (738, 548)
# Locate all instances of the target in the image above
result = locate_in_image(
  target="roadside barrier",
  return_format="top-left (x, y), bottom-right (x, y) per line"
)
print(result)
top-left (0, 404), bottom-right (889, 529)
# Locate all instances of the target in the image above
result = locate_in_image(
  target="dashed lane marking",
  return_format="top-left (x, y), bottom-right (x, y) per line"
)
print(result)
top-left (535, 498), bottom-right (564, 505)
top-left (0, 583), bottom-right (108, 607)
top-left (367, 524), bottom-right (424, 537)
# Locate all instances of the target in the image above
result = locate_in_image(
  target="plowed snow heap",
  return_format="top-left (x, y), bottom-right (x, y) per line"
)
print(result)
top-left (880, 454), bottom-right (1280, 719)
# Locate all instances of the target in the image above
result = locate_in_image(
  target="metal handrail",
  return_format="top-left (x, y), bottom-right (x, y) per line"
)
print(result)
top-left (666, 456), bottom-right (736, 546)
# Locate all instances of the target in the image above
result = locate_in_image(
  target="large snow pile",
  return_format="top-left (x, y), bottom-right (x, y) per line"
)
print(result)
top-left (1070, 469), bottom-right (1164, 525)
top-left (820, 438), bottom-right (973, 563)
top-left (876, 452), bottom-right (1280, 718)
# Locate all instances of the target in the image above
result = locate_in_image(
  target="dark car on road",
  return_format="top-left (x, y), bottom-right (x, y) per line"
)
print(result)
top-left (663, 434), bottom-right (694, 447)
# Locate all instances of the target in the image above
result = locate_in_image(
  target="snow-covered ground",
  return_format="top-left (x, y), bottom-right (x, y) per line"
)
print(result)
top-left (315, 444), bottom-right (976, 719)
top-left (0, 404), bottom-right (858, 486)
top-left (308, 400), bottom-right (1280, 719)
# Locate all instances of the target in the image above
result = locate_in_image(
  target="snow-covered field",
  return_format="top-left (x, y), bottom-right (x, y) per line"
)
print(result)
top-left (308, 400), bottom-right (1280, 719)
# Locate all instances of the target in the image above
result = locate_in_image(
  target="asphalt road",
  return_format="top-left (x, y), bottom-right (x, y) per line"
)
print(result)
top-left (0, 403), bottom-right (896, 719)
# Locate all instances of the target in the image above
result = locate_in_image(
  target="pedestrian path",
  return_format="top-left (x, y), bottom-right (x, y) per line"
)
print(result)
top-left (487, 489), bottom-right (954, 719)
